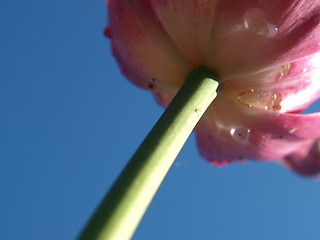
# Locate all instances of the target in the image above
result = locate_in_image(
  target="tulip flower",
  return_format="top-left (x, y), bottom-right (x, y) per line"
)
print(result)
top-left (107, 0), bottom-right (320, 176)
top-left (79, 1), bottom-right (320, 239)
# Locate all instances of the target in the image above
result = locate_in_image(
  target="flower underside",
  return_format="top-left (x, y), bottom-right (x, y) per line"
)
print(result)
top-left (108, 0), bottom-right (320, 177)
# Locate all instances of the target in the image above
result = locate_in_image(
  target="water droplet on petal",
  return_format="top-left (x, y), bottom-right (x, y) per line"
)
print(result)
top-left (243, 9), bottom-right (278, 38)
top-left (289, 128), bottom-right (298, 133)
top-left (104, 26), bottom-right (112, 38)
top-left (236, 89), bottom-right (254, 107)
top-left (279, 64), bottom-right (291, 78)
top-left (236, 89), bottom-right (282, 111)
top-left (230, 126), bottom-right (251, 144)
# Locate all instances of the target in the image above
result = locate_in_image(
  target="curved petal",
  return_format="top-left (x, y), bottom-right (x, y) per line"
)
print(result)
top-left (221, 53), bottom-right (320, 113)
top-left (148, 0), bottom-right (217, 65)
top-left (281, 139), bottom-right (320, 177)
top-left (108, 0), bottom-right (320, 176)
top-left (206, 0), bottom-right (320, 79)
top-left (108, 0), bottom-right (320, 92)
top-left (108, 0), bottom-right (190, 93)
top-left (195, 96), bottom-right (320, 165)
top-left (109, 0), bottom-right (320, 91)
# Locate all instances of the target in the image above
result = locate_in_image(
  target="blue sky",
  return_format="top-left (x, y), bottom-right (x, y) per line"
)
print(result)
top-left (1, 1), bottom-right (320, 240)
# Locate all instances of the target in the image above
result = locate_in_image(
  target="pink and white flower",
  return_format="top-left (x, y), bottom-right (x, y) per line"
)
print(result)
top-left (107, 0), bottom-right (320, 177)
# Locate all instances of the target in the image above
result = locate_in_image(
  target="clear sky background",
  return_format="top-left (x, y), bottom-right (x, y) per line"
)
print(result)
top-left (1, 1), bottom-right (320, 240)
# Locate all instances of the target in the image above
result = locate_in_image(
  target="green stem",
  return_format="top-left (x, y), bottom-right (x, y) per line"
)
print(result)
top-left (78, 66), bottom-right (219, 240)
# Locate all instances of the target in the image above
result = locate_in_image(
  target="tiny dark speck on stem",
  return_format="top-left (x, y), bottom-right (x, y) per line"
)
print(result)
top-left (148, 83), bottom-right (154, 89)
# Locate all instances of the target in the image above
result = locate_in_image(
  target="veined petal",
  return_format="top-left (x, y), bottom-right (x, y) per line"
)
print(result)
top-left (108, 0), bottom-right (320, 90)
top-left (222, 53), bottom-right (320, 113)
top-left (205, 0), bottom-right (320, 79)
top-left (195, 96), bottom-right (320, 165)
top-left (107, 0), bottom-right (320, 176)
top-left (108, 0), bottom-right (189, 93)
top-left (148, 0), bottom-right (217, 65)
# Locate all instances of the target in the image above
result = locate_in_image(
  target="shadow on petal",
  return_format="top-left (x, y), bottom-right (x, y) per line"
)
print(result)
top-left (282, 139), bottom-right (320, 177)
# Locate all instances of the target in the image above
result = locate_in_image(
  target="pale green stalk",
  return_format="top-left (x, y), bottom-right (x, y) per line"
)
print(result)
top-left (78, 66), bottom-right (219, 240)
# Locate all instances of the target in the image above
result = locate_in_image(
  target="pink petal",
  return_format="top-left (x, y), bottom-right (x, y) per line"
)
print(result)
top-left (195, 96), bottom-right (320, 165)
top-left (148, 0), bottom-right (217, 65)
top-left (281, 139), bottom-right (320, 177)
top-left (107, 0), bottom-right (320, 176)
top-left (221, 53), bottom-right (320, 113)
top-left (108, 0), bottom-right (189, 93)
top-left (108, 0), bottom-right (320, 92)
top-left (205, 0), bottom-right (320, 79)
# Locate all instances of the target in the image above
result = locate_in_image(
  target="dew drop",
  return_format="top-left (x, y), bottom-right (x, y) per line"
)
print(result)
top-left (236, 89), bottom-right (254, 107)
top-left (236, 89), bottom-right (282, 111)
top-left (288, 128), bottom-right (297, 133)
top-left (243, 9), bottom-right (278, 38)
top-left (279, 64), bottom-right (291, 78)
top-left (230, 126), bottom-right (251, 144)
top-left (266, 23), bottom-right (278, 38)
